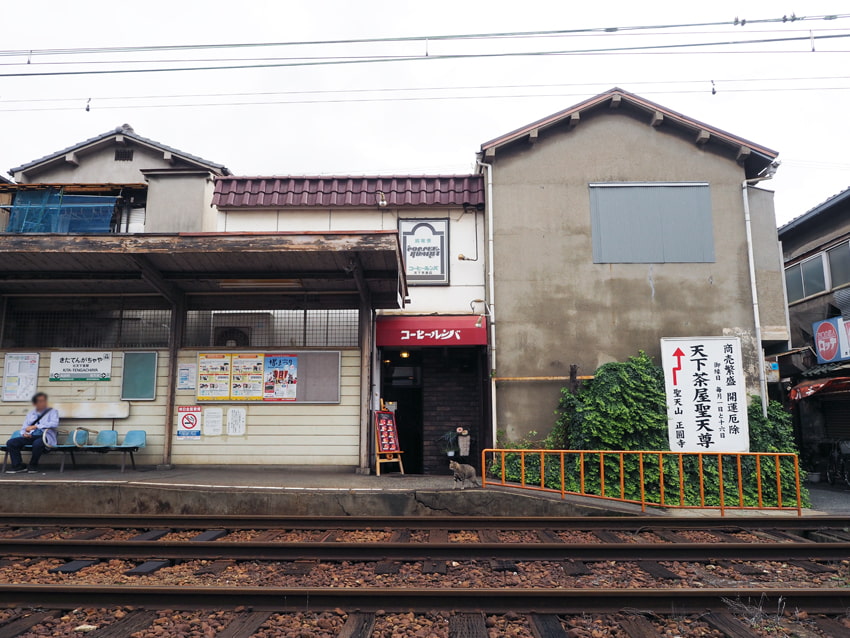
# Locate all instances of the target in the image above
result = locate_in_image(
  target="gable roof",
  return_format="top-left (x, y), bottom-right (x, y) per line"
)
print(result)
top-left (0, 174), bottom-right (12, 185)
top-left (10, 124), bottom-right (230, 176)
top-left (213, 175), bottom-right (484, 208)
top-left (480, 87), bottom-right (778, 177)
top-left (778, 186), bottom-right (850, 237)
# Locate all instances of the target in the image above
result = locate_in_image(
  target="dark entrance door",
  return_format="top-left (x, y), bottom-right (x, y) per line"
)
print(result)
top-left (381, 347), bottom-right (488, 475)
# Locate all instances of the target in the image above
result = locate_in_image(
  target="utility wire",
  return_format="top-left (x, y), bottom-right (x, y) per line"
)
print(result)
top-left (1, 32), bottom-right (849, 78)
top-left (0, 12), bottom-right (844, 58)
top-left (2, 84), bottom-right (849, 113)
top-left (3, 74), bottom-right (850, 105)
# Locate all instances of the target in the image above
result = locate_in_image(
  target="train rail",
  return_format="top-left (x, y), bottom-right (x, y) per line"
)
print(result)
top-left (0, 515), bottom-right (848, 636)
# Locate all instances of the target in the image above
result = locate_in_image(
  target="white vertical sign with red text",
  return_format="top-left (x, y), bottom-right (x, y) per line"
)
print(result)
top-left (661, 337), bottom-right (749, 453)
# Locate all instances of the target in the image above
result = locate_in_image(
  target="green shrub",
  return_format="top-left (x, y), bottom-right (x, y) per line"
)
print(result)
top-left (488, 352), bottom-right (809, 509)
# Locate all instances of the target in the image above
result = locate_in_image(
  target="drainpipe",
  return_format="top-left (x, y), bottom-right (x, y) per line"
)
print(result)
top-left (477, 158), bottom-right (498, 448)
top-left (741, 165), bottom-right (778, 419)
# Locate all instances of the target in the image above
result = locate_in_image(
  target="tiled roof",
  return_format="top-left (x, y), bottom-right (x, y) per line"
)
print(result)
top-left (213, 175), bottom-right (484, 208)
top-left (778, 186), bottom-right (850, 236)
top-left (11, 124), bottom-right (230, 175)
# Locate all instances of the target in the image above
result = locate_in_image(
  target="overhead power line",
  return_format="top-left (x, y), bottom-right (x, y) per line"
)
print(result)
top-left (0, 13), bottom-right (845, 58)
top-left (1, 32), bottom-right (849, 79)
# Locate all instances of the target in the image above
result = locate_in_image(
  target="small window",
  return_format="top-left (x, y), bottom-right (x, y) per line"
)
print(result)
top-left (114, 148), bottom-right (134, 162)
top-left (785, 264), bottom-right (804, 303)
top-left (801, 256), bottom-right (826, 296)
top-left (828, 242), bottom-right (850, 288)
top-left (589, 183), bottom-right (714, 263)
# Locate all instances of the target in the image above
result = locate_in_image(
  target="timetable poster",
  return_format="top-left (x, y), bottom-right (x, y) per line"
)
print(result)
top-left (263, 354), bottom-right (298, 402)
top-left (375, 411), bottom-right (401, 453)
top-left (230, 353), bottom-right (265, 401)
top-left (197, 353), bottom-right (232, 401)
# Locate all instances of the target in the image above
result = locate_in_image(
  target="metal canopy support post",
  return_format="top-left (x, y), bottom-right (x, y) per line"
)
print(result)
top-left (349, 254), bottom-right (374, 474)
top-left (160, 295), bottom-right (185, 469)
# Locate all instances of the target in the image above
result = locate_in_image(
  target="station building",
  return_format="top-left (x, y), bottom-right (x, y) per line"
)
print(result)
top-left (0, 88), bottom-right (790, 474)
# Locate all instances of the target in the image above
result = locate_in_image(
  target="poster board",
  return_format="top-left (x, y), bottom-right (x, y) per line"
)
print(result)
top-left (121, 352), bottom-right (158, 401)
top-left (374, 410), bottom-right (404, 475)
top-left (2, 353), bottom-right (39, 402)
top-left (196, 351), bottom-right (340, 403)
top-left (661, 337), bottom-right (749, 453)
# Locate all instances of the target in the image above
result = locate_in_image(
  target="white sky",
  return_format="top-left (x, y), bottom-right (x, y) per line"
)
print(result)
top-left (1, 0), bottom-right (849, 224)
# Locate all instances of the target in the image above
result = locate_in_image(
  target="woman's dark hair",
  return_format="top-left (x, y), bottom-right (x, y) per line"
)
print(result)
top-left (31, 392), bottom-right (48, 404)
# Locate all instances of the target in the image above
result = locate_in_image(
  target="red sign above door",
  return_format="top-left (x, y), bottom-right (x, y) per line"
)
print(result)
top-left (376, 315), bottom-right (488, 347)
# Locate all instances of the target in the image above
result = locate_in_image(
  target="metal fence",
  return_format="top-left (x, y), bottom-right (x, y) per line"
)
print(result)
top-left (481, 448), bottom-right (803, 516)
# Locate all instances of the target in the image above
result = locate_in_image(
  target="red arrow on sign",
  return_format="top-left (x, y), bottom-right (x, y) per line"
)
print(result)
top-left (671, 347), bottom-right (685, 386)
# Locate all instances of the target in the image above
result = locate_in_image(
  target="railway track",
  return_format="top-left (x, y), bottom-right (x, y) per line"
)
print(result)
top-left (0, 515), bottom-right (848, 636)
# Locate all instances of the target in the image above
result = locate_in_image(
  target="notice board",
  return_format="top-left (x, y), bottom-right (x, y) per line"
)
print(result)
top-left (121, 352), bottom-right (158, 401)
top-left (197, 351), bottom-right (341, 403)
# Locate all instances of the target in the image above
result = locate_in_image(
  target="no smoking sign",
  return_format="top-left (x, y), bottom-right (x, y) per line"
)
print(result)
top-left (177, 406), bottom-right (202, 438)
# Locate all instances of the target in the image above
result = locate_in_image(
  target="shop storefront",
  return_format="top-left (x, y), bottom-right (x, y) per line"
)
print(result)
top-left (375, 316), bottom-right (489, 474)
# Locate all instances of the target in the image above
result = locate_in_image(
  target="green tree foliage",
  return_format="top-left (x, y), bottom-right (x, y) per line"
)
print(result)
top-left (490, 352), bottom-right (808, 509)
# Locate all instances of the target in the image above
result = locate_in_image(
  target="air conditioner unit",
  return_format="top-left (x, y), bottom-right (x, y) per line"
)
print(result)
top-left (211, 312), bottom-right (272, 348)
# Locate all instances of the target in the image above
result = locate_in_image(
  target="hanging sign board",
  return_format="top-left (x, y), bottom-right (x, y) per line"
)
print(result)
top-left (2, 353), bottom-right (39, 402)
top-left (177, 406), bottom-right (202, 439)
top-left (49, 352), bottom-right (112, 381)
top-left (661, 337), bottom-right (749, 453)
top-left (812, 317), bottom-right (850, 364)
top-left (399, 219), bottom-right (449, 285)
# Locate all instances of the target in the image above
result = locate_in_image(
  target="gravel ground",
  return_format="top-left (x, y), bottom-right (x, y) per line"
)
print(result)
top-left (555, 530), bottom-right (601, 543)
top-left (612, 531), bottom-right (665, 543)
top-left (252, 611), bottom-right (346, 637)
top-left (129, 609), bottom-right (234, 638)
top-left (371, 612), bottom-right (449, 638)
top-left (448, 530), bottom-right (479, 542)
top-left (498, 531), bottom-right (540, 543)
top-left (485, 612), bottom-right (533, 637)
top-left (338, 529), bottom-right (392, 543)
top-left (18, 607), bottom-right (132, 637)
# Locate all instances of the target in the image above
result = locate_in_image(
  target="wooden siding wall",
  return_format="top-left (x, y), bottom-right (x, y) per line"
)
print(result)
top-left (0, 348), bottom-right (361, 467)
top-left (0, 350), bottom-right (170, 466)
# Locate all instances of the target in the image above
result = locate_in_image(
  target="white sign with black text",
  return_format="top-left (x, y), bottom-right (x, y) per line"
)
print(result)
top-left (399, 219), bottom-right (449, 285)
top-left (661, 337), bottom-right (749, 453)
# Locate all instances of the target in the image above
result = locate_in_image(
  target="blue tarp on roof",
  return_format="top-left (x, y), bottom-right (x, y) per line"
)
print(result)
top-left (7, 190), bottom-right (117, 233)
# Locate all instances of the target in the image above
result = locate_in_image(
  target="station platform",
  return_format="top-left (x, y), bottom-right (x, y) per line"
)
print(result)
top-left (0, 465), bottom-right (646, 517)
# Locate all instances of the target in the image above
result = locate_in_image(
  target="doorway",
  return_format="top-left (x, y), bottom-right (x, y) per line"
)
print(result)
top-left (380, 346), bottom-right (488, 475)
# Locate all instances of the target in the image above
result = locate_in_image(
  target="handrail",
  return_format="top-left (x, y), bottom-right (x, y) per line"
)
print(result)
top-left (481, 448), bottom-right (802, 516)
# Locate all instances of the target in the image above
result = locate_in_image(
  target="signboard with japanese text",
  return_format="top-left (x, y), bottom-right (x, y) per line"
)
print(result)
top-left (399, 219), bottom-right (449, 285)
top-left (230, 353), bottom-right (265, 401)
top-left (177, 363), bottom-right (197, 390)
top-left (227, 407), bottom-right (247, 436)
top-left (197, 353), bottom-right (232, 400)
top-left (2, 353), bottom-right (39, 402)
top-left (177, 406), bottom-right (202, 439)
top-left (374, 410), bottom-right (401, 453)
top-left (812, 317), bottom-right (850, 364)
top-left (263, 354), bottom-right (298, 402)
top-left (203, 407), bottom-right (223, 436)
top-left (376, 315), bottom-right (488, 347)
top-left (49, 352), bottom-right (112, 381)
top-left (661, 337), bottom-right (749, 453)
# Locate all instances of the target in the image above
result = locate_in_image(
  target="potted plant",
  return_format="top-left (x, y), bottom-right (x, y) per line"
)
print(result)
top-left (438, 429), bottom-right (460, 457)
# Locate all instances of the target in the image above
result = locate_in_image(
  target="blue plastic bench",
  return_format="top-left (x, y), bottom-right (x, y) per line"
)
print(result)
top-left (110, 430), bottom-right (147, 472)
top-left (1, 429), bottom-right (88, 473)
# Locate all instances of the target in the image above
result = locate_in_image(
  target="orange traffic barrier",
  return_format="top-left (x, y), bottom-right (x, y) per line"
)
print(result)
top-left (480, 448), bottom-right (802, 516)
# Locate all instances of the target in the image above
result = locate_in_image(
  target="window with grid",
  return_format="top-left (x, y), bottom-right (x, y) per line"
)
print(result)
top-left (183, 309), bottom-right (359, 348)
top-left (1, 309), bottom-right (171, 349)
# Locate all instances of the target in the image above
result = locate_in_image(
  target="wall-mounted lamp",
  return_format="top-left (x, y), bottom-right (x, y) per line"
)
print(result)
top-left (470, 298), bottom-right (491, 329)
top-left (399, 351), bottom-right (410, 359)
top-left (376, 191), bottom-right (388, 207)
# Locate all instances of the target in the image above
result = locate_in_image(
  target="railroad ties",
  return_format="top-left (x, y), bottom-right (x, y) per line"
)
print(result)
top-left (0, 515), bottom-right (848, 636)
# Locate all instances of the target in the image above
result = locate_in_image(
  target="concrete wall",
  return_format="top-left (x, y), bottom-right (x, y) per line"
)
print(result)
top-left (488, 111), bottom-right (788, 439)
top-left (217, 206), bottom-right (486, 315)
top-left (14, 144), bottom-right (173, 184)
top-left (144, 173), bottom-right (217, 233)
top-left (0, 348), bottom-right (361, 468)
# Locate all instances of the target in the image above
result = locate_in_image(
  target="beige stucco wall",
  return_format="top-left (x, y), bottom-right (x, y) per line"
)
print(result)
top-left (217, 206), bottom-right (486, 315)
top-left (145, 173), bottom-right (217, 233)
top-left (0, 348), bottom-right (361, 468)
top-left (14, 144), bottom-right (173, 184)
top-left (748, 186), bottom-right (790, 344)
top-left (488, 111), bottom-right (788, 439)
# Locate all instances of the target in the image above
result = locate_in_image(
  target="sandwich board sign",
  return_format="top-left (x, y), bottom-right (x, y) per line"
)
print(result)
top-left (661, 337), bottom-right (749, 453)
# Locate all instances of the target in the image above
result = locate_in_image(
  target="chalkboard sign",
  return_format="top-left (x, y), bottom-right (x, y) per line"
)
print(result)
top-left (121, 352), bottom-right (158, 401)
